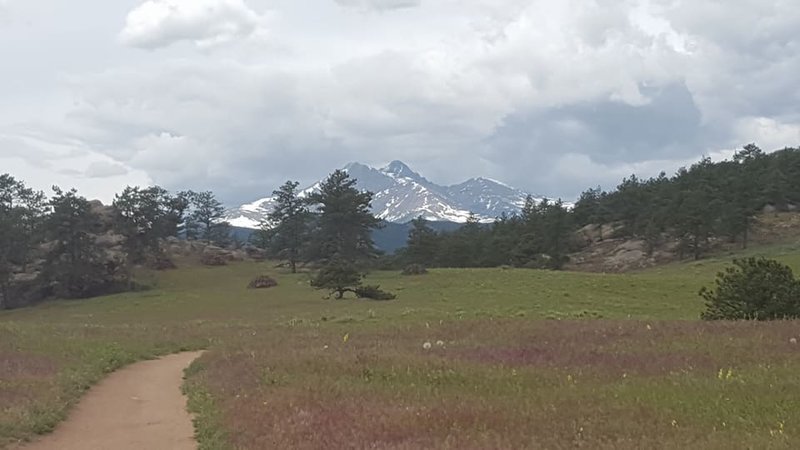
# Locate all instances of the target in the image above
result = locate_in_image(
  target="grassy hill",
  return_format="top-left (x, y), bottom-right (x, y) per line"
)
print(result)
top-left (2, 242), bottom-right (800, 448)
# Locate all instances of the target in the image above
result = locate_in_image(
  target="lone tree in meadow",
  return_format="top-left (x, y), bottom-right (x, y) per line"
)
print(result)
top-left (700, 257), bottom-right (800, 320)
top-left (304, 170), bottom-right (394, 300)
top-left (262, 181), bottom-right (310, 273)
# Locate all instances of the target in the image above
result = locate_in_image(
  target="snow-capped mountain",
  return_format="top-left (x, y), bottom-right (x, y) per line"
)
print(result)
top-left (226, 161), bottom-right (555, 229)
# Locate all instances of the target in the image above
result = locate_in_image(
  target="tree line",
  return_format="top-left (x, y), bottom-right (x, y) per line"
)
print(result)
top-left (0, 177), bottom-right (231, 309)
top-left (389, 144), bottom-right (800, 269)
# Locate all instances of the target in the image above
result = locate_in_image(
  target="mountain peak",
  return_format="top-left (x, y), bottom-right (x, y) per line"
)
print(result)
top-left (342, 162), bottom-right (372, 172)
top-left (225, 161), bottom-right (563, 228)
top-left (381, 160), bottom-right (421, 179)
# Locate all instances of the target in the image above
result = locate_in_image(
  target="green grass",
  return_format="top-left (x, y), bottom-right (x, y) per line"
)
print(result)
top-left (1, 242), bottom-right (800, 448)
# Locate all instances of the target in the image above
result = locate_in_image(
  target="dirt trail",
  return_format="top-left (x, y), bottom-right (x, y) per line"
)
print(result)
top-left (22, 351), bottom-right (204, 450)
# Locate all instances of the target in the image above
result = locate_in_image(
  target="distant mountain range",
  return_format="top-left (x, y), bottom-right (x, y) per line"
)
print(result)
top-left (225, 161), bottom-right (561, 229)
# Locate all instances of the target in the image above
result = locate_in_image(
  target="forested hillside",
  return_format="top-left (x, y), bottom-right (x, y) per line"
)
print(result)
top-left (395, 145), bottom-right (800, 269)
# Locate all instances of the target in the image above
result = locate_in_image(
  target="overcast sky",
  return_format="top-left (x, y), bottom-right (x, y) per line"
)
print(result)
top-left (1, 0), bottom-right (798, 205)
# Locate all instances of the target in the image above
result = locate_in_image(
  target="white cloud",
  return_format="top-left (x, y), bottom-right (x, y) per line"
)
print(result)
top-left (335, 0), bottom-right (421, 12)
top-left (734, 117), bottom-right (800, 151)
top-left (119, 0), bottom-right (263, 49)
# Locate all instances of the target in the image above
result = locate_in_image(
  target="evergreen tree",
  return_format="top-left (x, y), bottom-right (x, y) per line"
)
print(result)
top-left (113, 186), bottom-right (188, 262)
top-left (306, 170), bottom-right (382, 264)
top-left (186, 191), bottom-right (230, 245)
top-left (0, 175), bottom-right (46, 309)
top-left (263, 181), bottom-right (310, 273)
top-left (44, 188), bottom-right (126, 299)
top-left (405, 216), bottom-right (439, 266)
top-left (539, 200), bottom-right (574, 269)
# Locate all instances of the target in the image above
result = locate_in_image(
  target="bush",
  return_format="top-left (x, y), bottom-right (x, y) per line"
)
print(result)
top-left (311, 259), bottom-right (363, 299)
top-left (248, 275), bottom-right (278, 289)
top-left (700, 257), bottom-right (800, 320)
top-left (355, 285), bottom-right (397, 301)
top-left (401, 264), bottom-right (428, 276)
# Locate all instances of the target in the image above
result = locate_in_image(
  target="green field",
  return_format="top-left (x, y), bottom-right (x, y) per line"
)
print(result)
top-left (2, 243), bottom-right (800, 449)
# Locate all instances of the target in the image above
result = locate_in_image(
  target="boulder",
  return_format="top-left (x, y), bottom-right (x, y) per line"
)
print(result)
top-left (95, 232), bottom-right (126, 248)
top-left (402, 264), bottom-right (428, 276)
top-left (200, 251), bottom-right (228, 266)
top-left (247, 275), bottom-right (278, 289)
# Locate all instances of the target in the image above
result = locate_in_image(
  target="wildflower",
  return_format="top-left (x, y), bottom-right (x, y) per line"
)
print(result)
top-left (423, 342), bottom-right (432, 350)
top-left (671, 419), bottom-right (678, 428)
top-left (436, 340), bottom-right (445, 347)
top-left (790, 337), bottom-right (797, 344)
top-left (343, 333), bottom-right (350, 343)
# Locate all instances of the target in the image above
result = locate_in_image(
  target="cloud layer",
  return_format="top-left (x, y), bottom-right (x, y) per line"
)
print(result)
top-left (0, 0), bottom-right (798, 204)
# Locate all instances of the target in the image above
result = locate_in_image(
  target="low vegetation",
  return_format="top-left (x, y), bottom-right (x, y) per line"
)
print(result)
top-left (1, 242), bottom-right (800, 448)
top-left (701, 257), bottom-right (800, 320)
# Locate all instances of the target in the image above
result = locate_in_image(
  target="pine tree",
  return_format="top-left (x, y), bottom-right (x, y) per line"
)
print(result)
top-left (0, 175), bottom-right (46, 309)
top-left (44, 188), bottom-right (126, 299)
top-left (113, 186), bottom-right (188, 262)
top-left (263, 181), bottom-right (310, 273)
top-left (186, 191), bottom-right (230, 245)
top-left (405, 216), bottom-right (439, 266)
top-left (306, 170), bottom-right (382, 264)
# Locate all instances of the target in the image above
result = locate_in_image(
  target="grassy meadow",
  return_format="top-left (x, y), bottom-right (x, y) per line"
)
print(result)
top-left (2, 242), bottom-right (800, 448)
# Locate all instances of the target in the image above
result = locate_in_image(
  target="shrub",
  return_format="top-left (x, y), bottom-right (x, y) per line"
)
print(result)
top-left (355, 285), bottom-right (397, 301)
top-left (310, 259), bottom-right (363, 299)
top-left (700, 257), bottom-right (800, 320)
top-left (248, 275), bottom-right (278, 289)
top-left (401, 264), bottom-right (428, 276)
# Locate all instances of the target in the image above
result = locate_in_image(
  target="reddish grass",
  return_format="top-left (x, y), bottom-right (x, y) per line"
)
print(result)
top-left (0, 353), bottom-right (58, 380)
top-left (190, 319), bottom-right (800, 449)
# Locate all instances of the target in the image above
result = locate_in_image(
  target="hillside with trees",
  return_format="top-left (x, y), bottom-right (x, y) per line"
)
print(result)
top-left (390, 145), bottom-right (800, 270)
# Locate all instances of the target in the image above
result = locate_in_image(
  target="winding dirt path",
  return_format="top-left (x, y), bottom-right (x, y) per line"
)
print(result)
top-left (22, 351), bottom-right (204, 450)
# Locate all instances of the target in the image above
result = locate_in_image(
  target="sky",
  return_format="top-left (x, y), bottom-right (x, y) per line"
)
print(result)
top-left (0, 0), bottom-right (798, 205)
